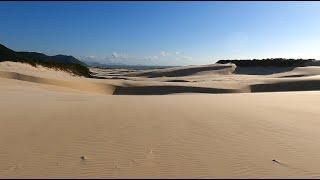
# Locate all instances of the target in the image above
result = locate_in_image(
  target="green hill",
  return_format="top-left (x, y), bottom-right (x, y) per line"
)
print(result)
top-left (0, 43), bottom-right (91, 77)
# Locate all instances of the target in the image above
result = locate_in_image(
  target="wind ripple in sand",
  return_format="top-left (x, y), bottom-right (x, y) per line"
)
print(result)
top-left (1, 90), bottom-right (320, 177)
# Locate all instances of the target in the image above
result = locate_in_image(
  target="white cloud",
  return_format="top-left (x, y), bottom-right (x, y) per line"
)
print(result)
top-left (155, 51), bottom-right (193, 61)
top-left (160, 51), bottom-right (170, 57)
top-left (80, 50), bottom-right (193, 66)
top-left (79, 55), bottom-right (99, 61)
top-left (112, 52), bottom-right (119, 58)
top-left (111, 52), bottom-right (129, 59)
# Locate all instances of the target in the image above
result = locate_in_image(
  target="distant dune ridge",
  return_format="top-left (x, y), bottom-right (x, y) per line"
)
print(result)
top-left (126, 63), bottom-right (236, 78)
top-left (1, 60), bottom-right (320, 95)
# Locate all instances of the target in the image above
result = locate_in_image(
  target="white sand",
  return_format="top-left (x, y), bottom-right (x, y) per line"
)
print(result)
top-left (1, 61), bottom-right (320, 178)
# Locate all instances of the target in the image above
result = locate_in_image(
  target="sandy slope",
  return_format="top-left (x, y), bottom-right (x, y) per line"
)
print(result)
top-left (0, 62), bottom-right (116, 95)
top-left (1, 62), bottom-right (320, 178)
top-left (2, 62), bottom-right (320, 95)
top-left (89, 63), bottom-right (320, 95)
top-left (126, 63), bottom-right (236, 77)
top-left (1, 85), bottom-right (320, 178)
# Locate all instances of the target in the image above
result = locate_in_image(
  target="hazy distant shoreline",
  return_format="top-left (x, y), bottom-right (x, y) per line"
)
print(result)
top-left (89, 64), bottom-right (179, 70)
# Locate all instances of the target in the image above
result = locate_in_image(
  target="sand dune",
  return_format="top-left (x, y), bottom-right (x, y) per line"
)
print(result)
top-left (0, 71), bottom-right (115, 95)
top-left (251, 79), bottom-right (320, 92)
top-left (2, 61), bottom-right (320, 95)
top-left (271, 66), bottom-right (320, 78)
top-left (1, 86), bottom-right (320, 178)
top-left (126, 63), bottom-right (236, 78)
top-left (0, 62), bottom-right (116, 95)
top-left (0, 61), bottom-right (78, 79)
top-left (1, 61), bottom-right (320, 178)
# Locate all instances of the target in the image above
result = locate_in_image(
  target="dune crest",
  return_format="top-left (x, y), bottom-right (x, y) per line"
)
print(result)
top-left (0, 62), bottom-right (115, 95)
top-left (2, 61), bottom-right (320, 95)
top-left (126, 63), bottom-right (236, 78)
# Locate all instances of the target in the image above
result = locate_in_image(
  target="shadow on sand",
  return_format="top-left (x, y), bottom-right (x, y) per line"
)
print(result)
top-left (113, 85), bottom-right (243, 95)
top-left (251, 80), bottom-right (320, 92)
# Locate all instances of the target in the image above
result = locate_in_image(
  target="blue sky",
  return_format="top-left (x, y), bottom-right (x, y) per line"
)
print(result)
top-left (1, 2), bottom-right (320, 65)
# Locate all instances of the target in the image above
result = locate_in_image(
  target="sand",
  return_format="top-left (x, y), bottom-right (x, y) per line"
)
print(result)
top-left (1, 61), bottom-right (320, 178)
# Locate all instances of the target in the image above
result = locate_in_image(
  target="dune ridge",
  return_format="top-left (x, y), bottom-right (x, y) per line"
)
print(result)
top-left (0, 71), bottom-right (115, 95)
top-left (126, 63), bottom-right (236, 77)
top-left (2, 61), bottom-right (320, 95)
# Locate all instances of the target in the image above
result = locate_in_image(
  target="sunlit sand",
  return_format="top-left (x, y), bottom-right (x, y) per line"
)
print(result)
top-left (1, 61), bottom-right (320, 178)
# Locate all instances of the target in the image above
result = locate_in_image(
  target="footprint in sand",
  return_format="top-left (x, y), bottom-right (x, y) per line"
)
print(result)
top-left (272, 159), bottom-right (314, 175)
top-left (272, 159), bottom-right (280, 164)
top-left (80, 156), bottom-right (87, 161)
top-left (147, 148), bottom-right (155, 159)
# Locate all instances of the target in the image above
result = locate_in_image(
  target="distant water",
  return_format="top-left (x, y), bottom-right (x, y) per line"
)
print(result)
top-left (92, 65), bottom-right (178, 70)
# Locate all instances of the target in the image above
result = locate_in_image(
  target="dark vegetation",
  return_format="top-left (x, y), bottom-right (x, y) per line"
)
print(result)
top-left (0, 43), bottom-right (91, 77)
top-left (217, 58), bottom-right (316, 67)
